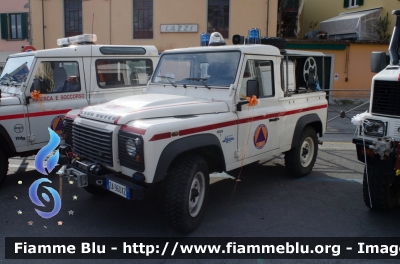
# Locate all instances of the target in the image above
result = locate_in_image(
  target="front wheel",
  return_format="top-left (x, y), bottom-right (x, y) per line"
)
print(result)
top-left (0, 148), bottom-right (8, 187)
top-left (363, 161), bottom-right (400, 211)
top-left (285, 126), bottom-right (318, 177)
top-left (165, 154), bottom-right (209, 233)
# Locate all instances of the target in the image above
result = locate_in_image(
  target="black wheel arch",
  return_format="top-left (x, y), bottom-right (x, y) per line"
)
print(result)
top-left (153, 134), bottom-right (226, 183)
top-left (291, 113), bottom-right (322, 148)
top-left (0, 124), bottom-right (16, 156)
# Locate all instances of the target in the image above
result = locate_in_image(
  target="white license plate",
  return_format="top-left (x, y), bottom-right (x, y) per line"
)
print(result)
top-left (106, 179), bottom-right (130, 199)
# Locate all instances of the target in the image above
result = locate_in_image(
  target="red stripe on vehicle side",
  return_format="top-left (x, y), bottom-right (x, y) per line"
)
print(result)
top-left (150, 104), bottom-right (327, 141)
top-left (26, 109), bottom-right (71, 118)
top-left (0, 109), bottom-right (71, 121)
top-left (149, 132), bottom-right (171, 141)
top-left (179, 120), bottom-right (237, 136)
top-left (0, 113), bottom-right (25, 121)
top-left (120, 125), bottom-right (146, 135)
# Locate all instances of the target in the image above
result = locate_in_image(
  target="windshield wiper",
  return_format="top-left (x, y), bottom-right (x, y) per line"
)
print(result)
top-left (185, 78), bottom-right (211, 90)
top-left (157, 75), bottom-right (177, 88)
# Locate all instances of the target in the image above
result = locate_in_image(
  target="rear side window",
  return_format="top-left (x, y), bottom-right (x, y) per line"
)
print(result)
top-left (96, 59), bottom-right (153, 88)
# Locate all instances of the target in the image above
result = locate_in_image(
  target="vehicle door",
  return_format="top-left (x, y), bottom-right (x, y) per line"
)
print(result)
top-left (236, 56), bottom-right (281, 162)
top-left (89, 58), bottom-right (155, 104)
top-left (24, 58), bottom-right (86, 145)
top-left (0, 55), bottom-right (35, 150)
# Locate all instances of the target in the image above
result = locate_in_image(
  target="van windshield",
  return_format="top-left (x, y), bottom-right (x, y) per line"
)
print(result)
top-left (0, 56), bottom-right (34, 85)
top-left (152, 51), bottom-right (241, 88)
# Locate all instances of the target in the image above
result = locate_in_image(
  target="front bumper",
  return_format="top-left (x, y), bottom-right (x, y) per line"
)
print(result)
top-left (352, 138), bottom-right (375, 163)
top-left (58, 164), bottom-right (144, 200)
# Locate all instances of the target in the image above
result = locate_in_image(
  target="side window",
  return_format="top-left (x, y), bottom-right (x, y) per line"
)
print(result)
top-left (240, 59), bottom-right (274, 98)
top-left (31, 61), bottom-right (80, 93)
top-left (96, 59), bottom-right (153, 88)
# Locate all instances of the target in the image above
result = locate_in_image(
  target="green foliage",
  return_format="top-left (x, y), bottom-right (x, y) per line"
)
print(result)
top-left (376, 12), bottom-right (391, 41)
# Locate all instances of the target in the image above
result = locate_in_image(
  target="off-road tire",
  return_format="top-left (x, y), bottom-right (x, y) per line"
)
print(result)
top-left (0, 148), bottom-right (8, 187)
top-left (285, 126), bottom-right (318, 177)
top-left (363, 162), bottom-right (400, 211)
top-left (165, 154), bottom-right (209, 233)
top-left (261, 37), bottom-right (287, 49)
top-left (83, 184), bottom-right (109, 195)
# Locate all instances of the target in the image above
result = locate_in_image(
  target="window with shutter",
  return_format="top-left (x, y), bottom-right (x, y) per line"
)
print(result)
top-left (21, 13), bottom-right (28, 40)
top-left (345, 0), bottom-right (363, 8)
top-left (0, 13), bottom-right (8, 39)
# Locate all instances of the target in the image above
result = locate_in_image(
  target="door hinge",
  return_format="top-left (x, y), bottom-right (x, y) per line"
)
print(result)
top-left (235, 149), bottom-right (242, 158)
top-left (28, 134), bottom-right (35, 142)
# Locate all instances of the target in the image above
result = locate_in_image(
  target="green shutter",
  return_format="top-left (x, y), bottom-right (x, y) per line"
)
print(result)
top-left (343, 0), bottom-right (349, 8)
top-left (0, 13), bottom-right (8, 39)
top-left (358, 0), bottom-right (364, 6)
top-left (21, 13), bottom-right (28, 39)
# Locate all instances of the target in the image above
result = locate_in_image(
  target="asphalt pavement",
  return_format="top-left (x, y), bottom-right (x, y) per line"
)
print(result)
top-left (3, 103), bottom-right (400, 264)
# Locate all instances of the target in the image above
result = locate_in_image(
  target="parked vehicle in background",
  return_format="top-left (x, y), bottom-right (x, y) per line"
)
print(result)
top-left (0, 34), bottom-right (159, 187)
top-left (352, 10), bottom-right (400, 211)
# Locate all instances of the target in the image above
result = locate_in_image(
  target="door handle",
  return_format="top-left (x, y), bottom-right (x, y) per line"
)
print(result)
top-left (269, 118), bottom-right (279, 122)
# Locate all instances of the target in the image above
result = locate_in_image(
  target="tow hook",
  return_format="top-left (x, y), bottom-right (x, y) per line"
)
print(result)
top-left (56, 164), bottom-right (89, 187)
top-left (318, 140), bottom-right (323, 145)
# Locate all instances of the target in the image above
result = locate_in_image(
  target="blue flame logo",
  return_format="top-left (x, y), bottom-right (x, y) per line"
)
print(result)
top-left (29, 178), bottom-right (61, 219)
top-left (35, 128), bottom-right (60, 175)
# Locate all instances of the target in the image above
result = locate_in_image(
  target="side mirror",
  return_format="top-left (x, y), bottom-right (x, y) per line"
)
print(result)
top-left (371, 52), bottom-right (386, 73)
top-left (246, 79), bottom-right (259, 98)
top-left (32, 78), bottom-right (41, 92)
top-left (237, 80), bottom-right (260, 111)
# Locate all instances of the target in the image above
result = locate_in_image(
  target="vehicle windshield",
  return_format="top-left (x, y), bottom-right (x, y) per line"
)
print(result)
top-left (152, 51), bottom-right (241, 87)
top-left (0, 56), bottom-right (34, 85)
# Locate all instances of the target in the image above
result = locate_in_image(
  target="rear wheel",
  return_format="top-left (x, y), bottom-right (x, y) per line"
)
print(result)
top-left (363, 162), bottom-right (400, 211)
top-left (285, 126), bottom-right (318, 177)
top-left (0, 148), bottom-right (8, 187)
top-left (165, 154), bottom-right (209, 233)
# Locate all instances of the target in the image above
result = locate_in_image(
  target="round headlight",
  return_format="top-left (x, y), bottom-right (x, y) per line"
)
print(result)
top-left (126, 139), bottom-right (137, 157)
top-left (63, 119), bottom-right (68, 127)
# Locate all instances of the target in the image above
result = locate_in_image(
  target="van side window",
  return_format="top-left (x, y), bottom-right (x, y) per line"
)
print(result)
top-left (96, 59), bottom-right (153, 88)
top-left (239, 60), bottom-right (274, 98)
top-left (31, 61), bottom-right (80, 93)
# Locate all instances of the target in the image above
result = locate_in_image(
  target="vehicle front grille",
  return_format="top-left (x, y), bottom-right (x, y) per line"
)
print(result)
top-left (118, 131), bottom-right (144, 172)
top-left (62, 118), bottom-right (73, 145)
top-left (72, 124), bottom-right (113, 167)
top-left (372, 80), bottom-right (400, 116)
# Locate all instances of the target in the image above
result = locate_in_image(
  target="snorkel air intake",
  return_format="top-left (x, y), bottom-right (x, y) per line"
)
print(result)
top-left (389, 10), bottom-right (400, 65)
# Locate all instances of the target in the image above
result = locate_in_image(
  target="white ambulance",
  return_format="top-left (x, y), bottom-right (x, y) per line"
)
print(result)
top-left (0, 34), bottom-right (159, 186)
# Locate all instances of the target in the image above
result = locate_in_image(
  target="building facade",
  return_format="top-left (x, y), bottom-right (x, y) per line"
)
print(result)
top-left (0, 0), bottom-right (30, 72)
top-left (30, 0), bottom-right (278, 51)
top-left (286, 0), bottom-right (399, 103)
top-left (299, 0), bottom-right (399, 39)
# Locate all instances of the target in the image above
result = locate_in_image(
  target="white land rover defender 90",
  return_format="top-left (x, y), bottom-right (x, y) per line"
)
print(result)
top-left (353, 10), bottom-right (400, 211)
top-left (60, 30), bottom-right (328, 233)
top-left (0, 34), bottom-right (158, 186)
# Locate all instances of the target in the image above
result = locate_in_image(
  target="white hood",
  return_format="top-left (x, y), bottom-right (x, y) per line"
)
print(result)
top-left (79, 93), bottom-right (229, 124)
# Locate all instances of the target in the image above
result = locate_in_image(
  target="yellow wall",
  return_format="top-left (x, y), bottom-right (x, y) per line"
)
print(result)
top-left (300, 0), bottom-right (399, 39)
top-left (316, 43), bottom-right (388, 102)
top-left (31, 0), bottom-right (278, 51)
